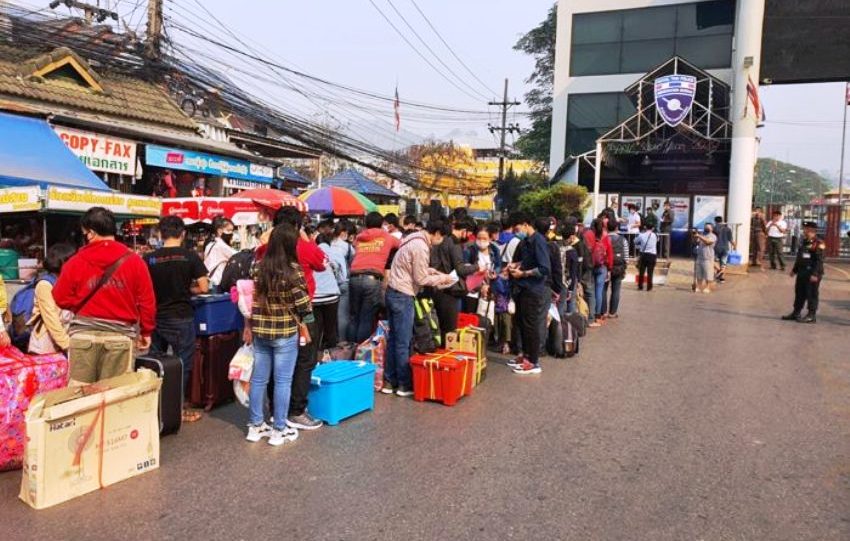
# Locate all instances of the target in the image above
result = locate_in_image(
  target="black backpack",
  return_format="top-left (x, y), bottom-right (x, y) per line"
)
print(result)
top-left (218, 249), bottom-right (255, 294)
top-left (576, 237), bottom-right (593, 273)
top-left (412, 297), bottom-right (440, 353)
top-left (609, 233), bottom-right (627, 279)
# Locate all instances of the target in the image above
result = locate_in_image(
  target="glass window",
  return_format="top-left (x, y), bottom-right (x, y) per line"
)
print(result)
top-left (566, 93), bottom-right (636, 155)
top-left (620, 38), bottom-right (675, 73)
top-left (570, 43), bottom-right (621, 76)
top-left (570, 0), bottom-right (734, 76)
top-left (572, 11), bottom-right (621, 45)
top-left (675, 35), bottom-right (733, 69)
top-left (677, 1), bottom-right (735, 37)
top-left (622, 6), bottom-right (676, 41)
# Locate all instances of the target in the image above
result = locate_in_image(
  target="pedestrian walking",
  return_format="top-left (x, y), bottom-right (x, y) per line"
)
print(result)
top-left (145, 216), bottom-right (209, 423)
top-left (243, 223), bottom-right (312, 446)
top-left (635, 225), bottom-right (658, 291)
top-left (713, 216), bottom-right (735, 283)
top-left (766, 210), bottom-right (787, 271)
top-left (383, 222), bottom-right (453, 396)
top-left (782, 221), bottom-right (825, 324)
top-left (693, 224), bottom-right (717, 293)
top-left (348, 211), bottom-right (400, 343)
top-left (53, 207), bottom-right (156, 385)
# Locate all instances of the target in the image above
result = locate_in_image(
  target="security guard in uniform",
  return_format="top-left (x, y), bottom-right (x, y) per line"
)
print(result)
top-left (781, 221), bottom-right (825, 323)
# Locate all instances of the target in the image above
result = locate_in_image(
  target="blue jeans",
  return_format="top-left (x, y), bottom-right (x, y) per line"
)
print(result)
top-left (348, 274), bottom-right (384, 343)
top-left (385, 287), bottom-right (414, 389)
top-left (249, 335), bottom-right (298, 430)
top-left (600, 274), bottom-right (623, 316)
top-left (337, 283), bottom-right (350, 343)
top-left (150, 317), bottom-right (195, 392)
top-left (593, 266), bottom-right (608, 318)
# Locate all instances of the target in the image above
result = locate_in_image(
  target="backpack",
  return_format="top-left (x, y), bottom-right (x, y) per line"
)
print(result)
top-left (219, 249), bottom-right (255, 294)
top-left (9, 274), bottom-right (57, 350)
top-left (576, 238), bottom-right (593, 273)
top-left (413, 297), bottom-right (440, 353)
top-left (609, 233), bottom-right (627, 278)
top-left (591, 237), bottom-right (607, 268)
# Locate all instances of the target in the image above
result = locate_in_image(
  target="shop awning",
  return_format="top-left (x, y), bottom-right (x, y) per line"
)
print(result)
top-left (0, 112), bottom-right (110, 191)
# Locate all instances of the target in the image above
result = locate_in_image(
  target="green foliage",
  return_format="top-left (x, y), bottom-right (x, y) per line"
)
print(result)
top-left (754, 158), bottom-right (832, 205)
top-left (497, 169), bottom-right (547, 212)
top-left (518, 183), bottom-right (589, 219)
top-left (513, 3), bottom-right (556, 165)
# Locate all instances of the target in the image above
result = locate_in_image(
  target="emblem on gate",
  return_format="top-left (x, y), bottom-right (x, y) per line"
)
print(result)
top-left (654, 75), bottom-right (696, 127)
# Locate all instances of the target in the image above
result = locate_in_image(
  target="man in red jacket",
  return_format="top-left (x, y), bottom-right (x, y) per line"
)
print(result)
top-left (53, 207), bottom-right (156, 384)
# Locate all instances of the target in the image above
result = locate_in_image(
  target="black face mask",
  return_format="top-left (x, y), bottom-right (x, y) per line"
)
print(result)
top-left (220, 233), bottom-right (233, 245)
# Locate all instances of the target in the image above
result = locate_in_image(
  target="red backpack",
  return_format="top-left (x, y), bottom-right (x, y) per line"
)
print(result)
top-left (591, 236), bottom-right (607, 267)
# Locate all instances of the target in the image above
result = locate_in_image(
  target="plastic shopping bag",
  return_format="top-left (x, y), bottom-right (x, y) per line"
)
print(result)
top-left (228, 344), bottom-right (253, 407)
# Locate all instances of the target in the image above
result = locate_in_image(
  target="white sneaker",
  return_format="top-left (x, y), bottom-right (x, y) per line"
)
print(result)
top-left (268, 427), bottom-right (299, 446)
top-left (703, 288), bottom-right (711, 294)
top-left (246, 422), bottom-right (272, 442)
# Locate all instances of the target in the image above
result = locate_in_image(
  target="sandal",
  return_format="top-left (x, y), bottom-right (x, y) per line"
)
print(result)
top-left (182, 409), bottom-right (203, 423)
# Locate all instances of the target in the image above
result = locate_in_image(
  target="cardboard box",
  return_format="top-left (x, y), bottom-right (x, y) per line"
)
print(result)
top-left (445, 327), bottom-right (487, 386)
top-left (19, 370), bottom-right (162, 509)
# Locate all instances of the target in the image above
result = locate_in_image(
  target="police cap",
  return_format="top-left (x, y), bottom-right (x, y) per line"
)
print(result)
top-left (802, 221), bottom-right (818, 229)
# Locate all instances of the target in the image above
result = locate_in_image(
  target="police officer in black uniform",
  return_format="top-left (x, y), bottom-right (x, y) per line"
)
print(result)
top-left (781, 221), bottom-right (825, 323)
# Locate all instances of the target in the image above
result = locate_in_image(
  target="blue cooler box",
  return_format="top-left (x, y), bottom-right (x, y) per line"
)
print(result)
top-left (308, 361), bottom-right (376, 426)
top-left (191, 294), bottom-right (243, 336)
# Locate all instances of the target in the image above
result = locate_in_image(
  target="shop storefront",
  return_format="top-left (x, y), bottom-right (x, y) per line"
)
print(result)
top-left (53, 126), bottom-right (140, 194)
top-left (144, 145), bottom-right (275, 198)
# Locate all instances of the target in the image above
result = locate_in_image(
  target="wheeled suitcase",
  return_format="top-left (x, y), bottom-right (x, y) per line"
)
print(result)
top-left (190, 332), bottom-right (240, 411)
top-left (562, 319), bottom-right (579, 358)
top-left (545, 319), bottom-right (566, 358)
top-left (135, 354), bottom-right (183, 435)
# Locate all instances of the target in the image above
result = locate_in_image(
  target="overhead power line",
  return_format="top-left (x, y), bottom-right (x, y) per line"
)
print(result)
top-left (406, 0), bottom-right (498, 97)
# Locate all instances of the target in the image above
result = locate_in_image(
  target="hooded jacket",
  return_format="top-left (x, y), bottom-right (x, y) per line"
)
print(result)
top-left (53, 240), bottom-right (156, 336)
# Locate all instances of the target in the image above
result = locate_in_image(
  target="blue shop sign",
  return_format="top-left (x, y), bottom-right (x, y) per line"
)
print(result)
top-left (146, 145), bottom-right (274, 183)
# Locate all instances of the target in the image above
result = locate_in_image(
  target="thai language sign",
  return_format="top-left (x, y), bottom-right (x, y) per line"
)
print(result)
top-left (54, 126), bottom-right (138, 176)
top-left (46, 187), bottom-right (161, 216)
top-left (0, 186), bottom-right (41, 213)
top-left (146, 145), bottom-right (273, 183)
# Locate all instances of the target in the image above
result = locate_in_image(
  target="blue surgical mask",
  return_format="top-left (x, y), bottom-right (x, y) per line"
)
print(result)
top-left (515, 231), bottom-right (528, 240)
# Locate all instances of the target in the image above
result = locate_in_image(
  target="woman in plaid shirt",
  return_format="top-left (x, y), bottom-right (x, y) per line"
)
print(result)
top-left (244, 223), bottom-right (313, 446)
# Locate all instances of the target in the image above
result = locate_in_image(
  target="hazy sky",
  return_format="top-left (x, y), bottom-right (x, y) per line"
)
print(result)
top-left (16, 0), bottom-right (848, 179)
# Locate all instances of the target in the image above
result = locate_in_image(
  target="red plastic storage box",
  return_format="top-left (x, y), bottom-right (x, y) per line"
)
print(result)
top-left (410, 350), bottom-right (475, 406)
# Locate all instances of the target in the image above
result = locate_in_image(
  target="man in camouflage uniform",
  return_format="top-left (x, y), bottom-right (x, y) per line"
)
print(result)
top-left (781, 221), bottom-right (825, 324)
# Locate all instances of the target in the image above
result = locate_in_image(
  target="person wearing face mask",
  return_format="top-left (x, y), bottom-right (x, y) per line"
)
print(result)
top-left (463, 228), bottom-right (501, 313)
top-left (430, 218), bottom-right (477, 344)
top-left (693, 223), bottom-right (717, 293)
top-left (204, 217), bottom-right (237, 292)
top-left (505, 212), bottom-right (551, 375)
top-left (53, 207), bottom-right (156, 385)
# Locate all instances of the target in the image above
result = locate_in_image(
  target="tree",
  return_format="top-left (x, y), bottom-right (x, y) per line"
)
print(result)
top-left (513, 3), bottom-right (556, 166)
top-left (497, 168), bottom-right (547, 212)
top-left (754, 158), bottom-right (832, 205)
top-left (518, 183), bottom-right (588, 219)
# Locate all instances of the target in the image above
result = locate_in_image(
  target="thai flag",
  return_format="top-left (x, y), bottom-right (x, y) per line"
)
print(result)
top-left (394, 86), bottom-right (401, 132)
top-left (747, 75), bottom-right (766, 124)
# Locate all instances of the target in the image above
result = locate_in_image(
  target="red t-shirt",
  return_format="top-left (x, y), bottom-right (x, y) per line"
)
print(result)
top-left (350, 228), bottom-right (400, 274)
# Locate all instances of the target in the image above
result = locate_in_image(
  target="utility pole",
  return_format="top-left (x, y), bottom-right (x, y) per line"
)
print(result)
top-left (839, 82), bottom-right (848, 205)
top-left (488, 78), bottom-right (521, 188)
top-left (144, 0), bottom-right (163, 61)
top-left (48, 1), bottom-right (118, 25)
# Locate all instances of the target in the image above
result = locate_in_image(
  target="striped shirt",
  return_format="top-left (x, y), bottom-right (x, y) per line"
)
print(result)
top-left (250, 264), bottom-right (313, 340)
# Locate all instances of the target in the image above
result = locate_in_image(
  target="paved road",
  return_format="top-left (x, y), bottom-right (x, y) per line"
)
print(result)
top-left (3, 264), bottom-right (849, 540)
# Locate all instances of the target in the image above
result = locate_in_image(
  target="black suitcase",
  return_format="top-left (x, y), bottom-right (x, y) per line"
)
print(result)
top-left (135, 354), bottom-right (183, 436)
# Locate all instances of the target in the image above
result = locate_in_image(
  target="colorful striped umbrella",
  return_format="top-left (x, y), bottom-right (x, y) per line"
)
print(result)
top-left (299, 186), bottom-right (377, 215)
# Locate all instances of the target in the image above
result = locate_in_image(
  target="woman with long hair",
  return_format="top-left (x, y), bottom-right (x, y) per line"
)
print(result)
top-left (244, 223), bottom-right (313, 446)
top-left (204, 217), bottom-right (236, 292)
